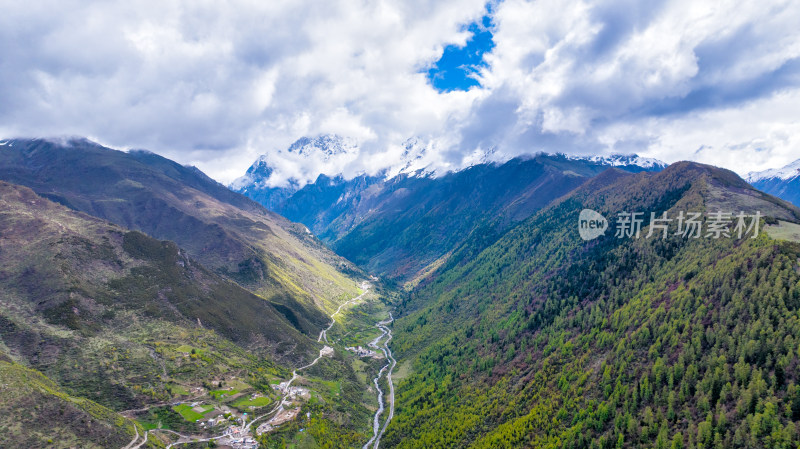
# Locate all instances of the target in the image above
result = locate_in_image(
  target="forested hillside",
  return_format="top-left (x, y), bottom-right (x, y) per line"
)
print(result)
top-left (383, 163), bottom-right (800, 448)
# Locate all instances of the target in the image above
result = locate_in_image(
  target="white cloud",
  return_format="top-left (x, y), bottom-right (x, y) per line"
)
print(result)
top-left (452, 0), bottom-right (800, 175)
top-left (602, 88), bottom-right (800, 174)
top-left (0, 0), bottom-right (798, 184)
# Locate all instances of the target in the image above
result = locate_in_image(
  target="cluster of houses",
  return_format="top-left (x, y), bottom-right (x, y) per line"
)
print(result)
top-left (218, 424), bottom-right (258, 449)
top-left (255, 385), bottom-right (311, 435)
top-left (228, 437), bottom-right (258, 449)
top-left (198, 414), bottom-right (227, 429)
top-left (271, 383), bottom-right (311, 401)
top-left (345, 345), bottom-right (381, 358)
top-left (256, 406), bottom-right (301, 435)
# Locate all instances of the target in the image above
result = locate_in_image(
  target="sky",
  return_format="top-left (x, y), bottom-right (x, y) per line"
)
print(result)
top-left (1, 0), bottom-right (799, 185)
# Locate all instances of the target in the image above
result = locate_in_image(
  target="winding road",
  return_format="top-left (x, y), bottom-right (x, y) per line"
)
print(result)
top-left (244, 344), bottom-right (333, 435)
top-left (246, 283), bottom-right (371, 434)
top-left (319, 288), bottom-right (369, 344)
top-left (121, 285), bottom-right (369, 449)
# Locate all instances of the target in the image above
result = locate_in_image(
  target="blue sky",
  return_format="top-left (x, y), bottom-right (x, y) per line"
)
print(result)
top-left (0, 0), bottom-right (799, 184)
top-left (427, 14), bottom-right (495, 92)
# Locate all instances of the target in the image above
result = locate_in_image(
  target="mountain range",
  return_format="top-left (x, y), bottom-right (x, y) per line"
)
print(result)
top-left (0, 138), bottom-right (363, 331)
top-left (2, 135), bottom-right (800, 448)
top-left (232, 136), bottom-right (667, 282)
top-left (231, 138), bottom-right (800, 448)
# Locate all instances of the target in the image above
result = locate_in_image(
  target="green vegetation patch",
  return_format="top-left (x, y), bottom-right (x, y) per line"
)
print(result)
top-left (766, 220), bottom-right (800, 242)
top-left (209, 388), bottom-right (239, 399)
top-left (174, 345), bottom-right (195, 353)
top-left (232, 395), bottom-right (273, 408)
top-left (137, 405), bottom-right (199, 433)
top-left (172, 404), bottom-right (205, 422)
top-left (167, 383), bottom-right (190, 395)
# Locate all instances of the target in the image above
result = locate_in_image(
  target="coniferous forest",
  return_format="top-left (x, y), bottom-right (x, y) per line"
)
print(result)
top-left (383, 164), bottom-right (800, 448)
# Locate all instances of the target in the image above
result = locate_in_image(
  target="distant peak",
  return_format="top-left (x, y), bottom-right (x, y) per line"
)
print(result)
top-left (3, 136), bottom-right (80, 146)
top-left (128, 148), bottom-right (155, 155)
top-left (286, 134), bottom-right (358, 157)
top-left (1, 137), bottom-right (121, 157)
top-left (230, 134), bottom-right (361, 191)
top-left (387, 138), bottom-right (435, 178)
top-left (34, 136), bottom-right (103, 148)
top-left (230, 139), bottom-right (670, 194)
top-left (563, 153), bottom-right (667, 170)
top-left (747, 159), bottom-right (800, 182)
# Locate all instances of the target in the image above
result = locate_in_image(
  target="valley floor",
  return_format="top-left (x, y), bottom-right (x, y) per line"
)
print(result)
top-left (120, 282), bottom-right (398, 449)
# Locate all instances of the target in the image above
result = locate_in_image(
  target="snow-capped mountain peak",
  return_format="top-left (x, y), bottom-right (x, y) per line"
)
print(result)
top-left (230, 134), bottom-right (360, 191)
top-left (229, 154), bottom-right (274, 191)
top-left (746, 159), bottom-right (800, 182)
top-left (230, 134), bottom-right (671, 210)
top-left (386, 138), bottom-right (436, 178)
top-left (565, 153), bottom-right (668, 170)
top-left (286, 135), bottom-right (358, 158)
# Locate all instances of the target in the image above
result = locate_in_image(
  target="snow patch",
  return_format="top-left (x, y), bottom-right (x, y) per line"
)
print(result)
top-left (385, 138), bottom-right (441, 179)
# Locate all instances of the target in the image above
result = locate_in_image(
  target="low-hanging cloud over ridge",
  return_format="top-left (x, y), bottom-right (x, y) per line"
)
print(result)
top-left (1, 0), bottom-right (798, 183)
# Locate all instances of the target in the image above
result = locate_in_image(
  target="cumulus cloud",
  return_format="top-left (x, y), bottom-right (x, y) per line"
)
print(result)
top-left (468, 0), bottom-right (800, 169)
top-left (0, 0), bottom-right (798, 184)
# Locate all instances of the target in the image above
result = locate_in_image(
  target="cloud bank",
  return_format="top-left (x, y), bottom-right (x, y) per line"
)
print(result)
top-left (1, 0), bottom-right (798, 184)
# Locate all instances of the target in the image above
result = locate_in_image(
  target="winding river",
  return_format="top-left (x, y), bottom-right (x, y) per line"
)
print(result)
top-left (363, 312), bottom-right (396, 449)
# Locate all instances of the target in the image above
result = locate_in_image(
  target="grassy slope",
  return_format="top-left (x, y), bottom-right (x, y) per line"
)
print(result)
top-left (0, 352), bottom-right (153, 449)
top-left (384, 163), bottom-right (800, 448)
top-left (0, 181), bottom-right (320, 414)
top-left (0, 138), bottom-right (361, 324)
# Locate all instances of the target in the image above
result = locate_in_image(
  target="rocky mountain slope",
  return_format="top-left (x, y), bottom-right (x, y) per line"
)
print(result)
top-left (0, 181), bottom-right (326, 446)
top-left (0, 179), bottom-right (320, 388)
top-left (0, 138), bottom-right (362, 326)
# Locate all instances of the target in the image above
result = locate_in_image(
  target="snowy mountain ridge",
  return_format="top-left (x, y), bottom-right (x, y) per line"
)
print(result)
top-left (747, 159), bottom-right (800, 182)
top-left (231, 134), bottom-right (668, 193)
